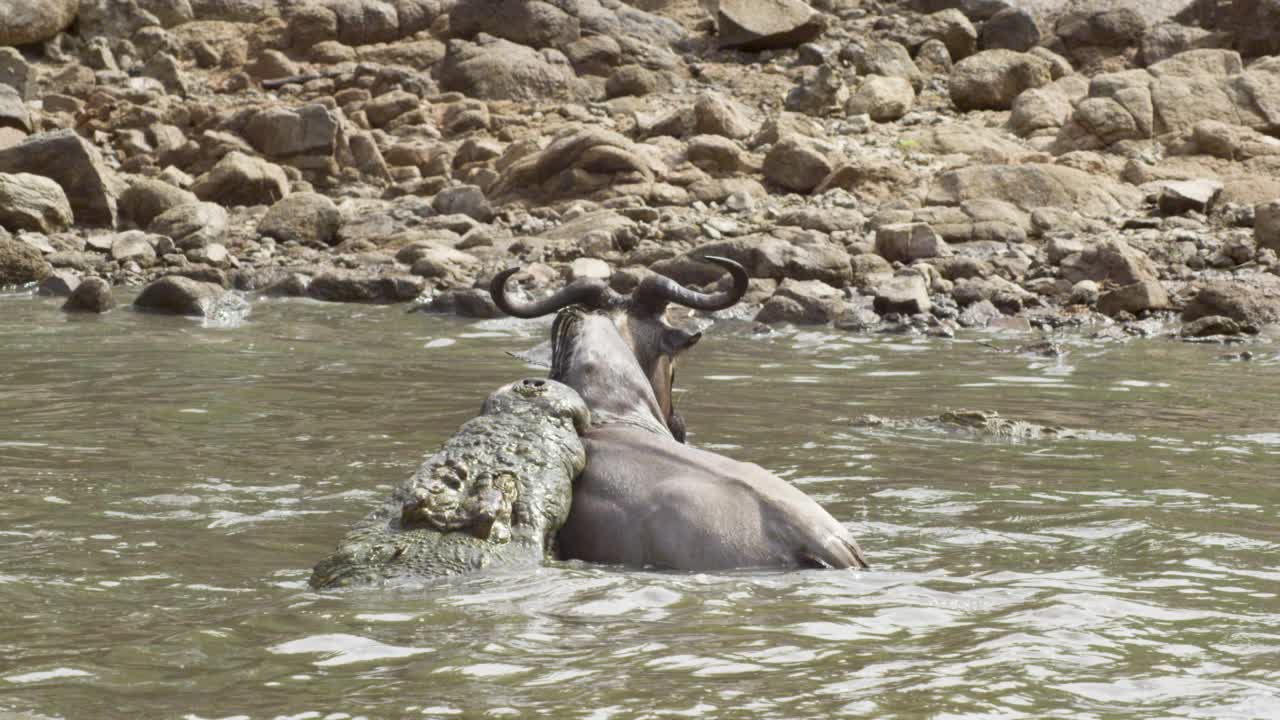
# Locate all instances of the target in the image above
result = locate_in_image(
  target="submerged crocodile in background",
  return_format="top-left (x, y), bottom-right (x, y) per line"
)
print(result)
top-left (309, 378), bottom-right (588, 589)
top-left (852, 409), bottom-right (1084, 441)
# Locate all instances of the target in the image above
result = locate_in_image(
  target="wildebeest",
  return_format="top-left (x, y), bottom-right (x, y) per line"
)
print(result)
top-left (545, 306), bottom-right (869, 570)
top-left (490, 257), bottom-right (748, 442)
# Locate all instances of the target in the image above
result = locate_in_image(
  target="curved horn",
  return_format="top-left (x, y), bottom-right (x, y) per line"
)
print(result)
top-left (489, 268), bottom-right (619, 318)
top-left (633, 256), bottom-right (749, 313)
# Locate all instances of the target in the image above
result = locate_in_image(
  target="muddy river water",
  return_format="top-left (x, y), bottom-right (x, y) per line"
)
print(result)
top-left (2, 292), bottom-right (1278, 719)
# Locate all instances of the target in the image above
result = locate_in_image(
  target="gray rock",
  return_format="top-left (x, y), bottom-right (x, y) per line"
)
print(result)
top-left (1140, 22), bottom-right (1228, 66)
top-left (0, 48), bottom-right (37, 101)
top-left (949, 49), bottom-right (1052, 111)
top-left (0, 234), bottom-right (50, 285)
top-left (1070, 279), bottom-right (1100, 305)
top-left (1060, 237), bottom-right (1159, 286)
top-left (364, 90), bottom-right (420, 128)
top-left (134, 275), bottom-right (226, 316)
top-left (243, 104), bottom-right (340, 160)
top-left (307, 271), bottom-right (425, 303)
top-left (408, 245), bottom-right (479, 280)
top-left (449, 0), bottom-right (581, 49)
top-left (784, 65), bottom-right (848, 117)
top-left (763, 136), bottom-right (832, 193)
top-left (151, 202), bottom-right (228, 250)
top-left (1158, 179), bottom-right (1223, 215)
top-left (1256, 200), bottom-right (1280, 253)
top-left (0, 130), bottom-right (124, 228)
top-left (37, 269), bottom-right (80, 297)
top-left (716, 0), bottom-right (824, 51)
top-left (0, 84), bottom-right (30, 134)
top-left (1182, 281), bottom-right (1280, 325)
top-left (0, 0), bottom-right (77, 47)
top-left (850, 252), bottom-right (894, 288)
top-left (875, 222), bottom-right (949, 263)
top-left (873, 274), bottom-right (931, 315)
top-left (192, 152), bottom-right (290, 208)
top-left (439, 36), bottom-right (590, 103)
top-left (142, 53), bottom-right (189, 96)
top-left (846, 75), bottom-right (915, 122)
top-left (428, 287), bottom-right (501, 317)
top-left (919, 9), bottom-right (977, 60)
top-left (755, 279), bottom-right (845, 324)
top-left (979, 7), bottom-right (1040, 52)
top-left (653, 233), bottom-right (852, 287)
top-left (1180, 314), bottom-right (1249, 338)
top-left (842, 39), bottom-right (923, 89)
top-left (119, 178), bottom-right (198, 228)
top-left (110, 231), bottom-right (158, 266)
top-left (686, 134), bottom-right (749, 175)
top-left (694, 92), bottom-right (755, 139)
top-left (0, 173), bottom-right (73, 233)
top-left (258, 193), bottom-right (340, 246)
top-left (1010, 76), bottom-right (1088, 138)
top-left (432, 185), bottom-right (494, 222)
top-left (605, 65), bottom-right (659, 98)
top-left (62, 277), bottom-right (116, 313)
top-left (915, 38), bottom-right (954, 75)
top-left (1096, 279), bottom-right (1168, 316)
top-left (926, 164), bottom-right (1140, 217)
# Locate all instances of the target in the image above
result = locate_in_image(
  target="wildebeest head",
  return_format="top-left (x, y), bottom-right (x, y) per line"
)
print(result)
top-left (546, 307), bottom-right (673, 438)
top-left (490, 257), bottom-right (748, 441)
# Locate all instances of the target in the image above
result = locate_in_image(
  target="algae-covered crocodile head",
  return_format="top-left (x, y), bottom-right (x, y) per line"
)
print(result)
top-left (309, 378), bottom-right (588, 589)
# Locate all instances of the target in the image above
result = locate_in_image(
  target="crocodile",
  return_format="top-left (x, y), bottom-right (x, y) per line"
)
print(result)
top-left (309, 378), bottom-right (588, 589)
top-left (852, 409), bottom-right (1081, 441)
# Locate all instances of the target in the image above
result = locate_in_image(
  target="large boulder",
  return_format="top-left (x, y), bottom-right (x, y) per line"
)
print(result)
top-left (192, 152), bottom-right (290, 207)
top-left (0, 0), bottom-right (77, 47)
top-left (846, 75), bottom-right (915, 122)
top-left (119, 178), bottom-right (198, 228)
top-left (134, 275), bottom-right (228, 316)
top-left (62, 277), bottom-right (116, 313)
top-left (875, 222), bottom-right (949, 264)
top-left (873, 274), bottom-right (931, 315)
top-left (449, 0), bottom-right (580, 49)
top-left (755, 279), bottom-right (847, 324)
top-left (489, 127), bottom-right (655, 203)
top-left (925, 164), bottom-right (1141, 217)
top-left (0, 130), bottom-right (124, 228)
top-left (716, 0), bottom-right (824, 51)
top-left (306, 270), bottom-right (425, 303)
top-left (258, 192), bottom-right (341, 245)
top-left (763, 135), bottom-right (832, 193)
top-left (0, 173), bottom-right (73, 233)
top-left (150, 202), bottom-right (228, 250)
top-left (109, 230), bottom-right (158, 266)
top-left (1181, 281), bottom-right (1280, 325)
top-left (1059, 237), bottom-right (1159, 286)
top-left (0, 234), bottom-right (51, 285)
top-left (242, 104), bottom-right (341, 161)
top-left (652, 232), bottom-right (852, 287)
top-left (842, 39), bottom-right (923, 90)
top-left (439, 35), bottom-right (590, 103)
top-left (980, 7), bottom-right (1040, 53)
top-left (1188, 0), bottom-right (1280, 58)
top-left (949, 49), bottom-right (1052, 111)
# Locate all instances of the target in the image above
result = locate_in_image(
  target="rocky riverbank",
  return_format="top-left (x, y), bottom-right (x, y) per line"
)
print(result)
top-left (1, 0), bottom-right (1279, 338)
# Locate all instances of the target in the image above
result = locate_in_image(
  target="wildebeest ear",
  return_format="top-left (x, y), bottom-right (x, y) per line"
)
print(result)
top-left (664, 328), bottom-right (702, 355)
top-left (507, 340), bottom-right (552, 368)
